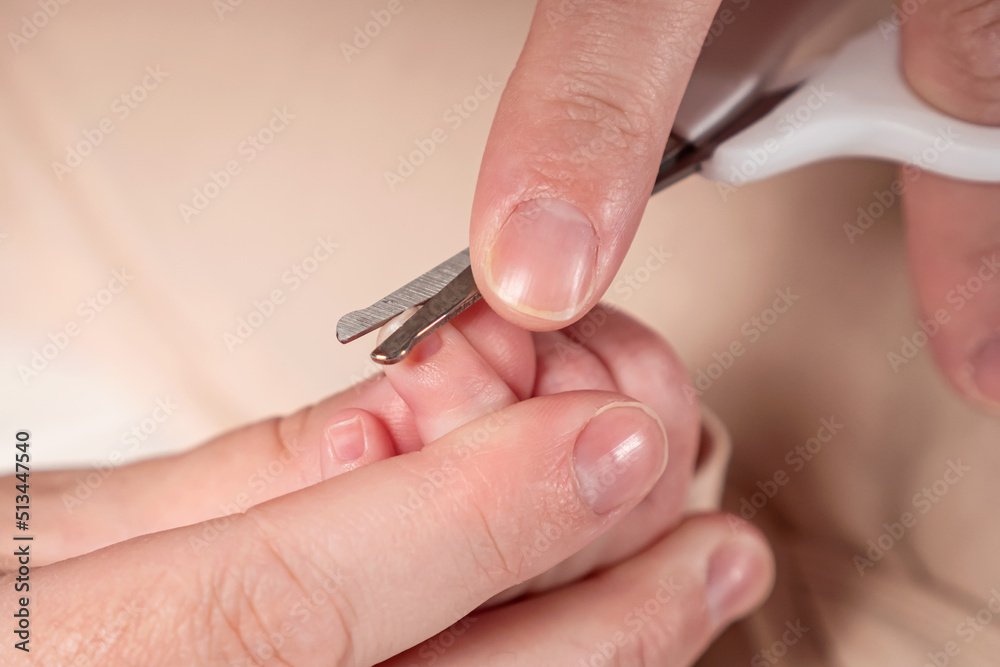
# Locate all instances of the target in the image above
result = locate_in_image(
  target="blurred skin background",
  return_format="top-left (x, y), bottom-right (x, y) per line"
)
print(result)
top-left (2, 0), bottom-right (1000, 664)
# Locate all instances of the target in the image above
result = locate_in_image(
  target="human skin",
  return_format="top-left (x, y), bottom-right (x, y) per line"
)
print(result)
top-left (3, 0), bottom-right (995, 663)
top-left (469, 0), bottom-right (1000, 410)
top-left (0, 304), bottom-right (773, 665)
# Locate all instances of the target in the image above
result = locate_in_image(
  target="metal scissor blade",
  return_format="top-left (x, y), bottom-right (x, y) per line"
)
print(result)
top-left (339, 85), bottom-right (801, 358)
top-left (652, 84), bottom-right (801, 195)
top-left (371, 265), bottom-right (481, 364)
top-left (336, 248), bottom-right (472, 343)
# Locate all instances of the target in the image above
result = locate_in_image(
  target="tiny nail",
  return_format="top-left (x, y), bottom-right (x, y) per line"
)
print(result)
top-left (323, 414), bottom-right (367, 476)
top-left (376, 307), bottom-right (444, 364)
top-left (573, 403), bottom-right (668, 515)
top-left (706, 535), bottom-right (771, 626)
top-left (486, 198), bottom-right (598, 321)
top-left (970, 335), bottom-right (1000, 407)
top-left (376, 307), bottom-right (418, 346)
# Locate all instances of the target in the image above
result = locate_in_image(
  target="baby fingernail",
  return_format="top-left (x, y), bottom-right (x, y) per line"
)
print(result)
top-left (573, 403), bottom-right (667, 515)
top-left (376, 307), bottom-right (444, 364)
top-left (322, 413), bottom-right (367, 476)
top-left (486, 198), bottom-right (598, 321)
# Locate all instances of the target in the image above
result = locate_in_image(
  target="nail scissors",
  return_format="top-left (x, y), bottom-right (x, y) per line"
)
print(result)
top-left (337, 22), bottom-right (1000, 365)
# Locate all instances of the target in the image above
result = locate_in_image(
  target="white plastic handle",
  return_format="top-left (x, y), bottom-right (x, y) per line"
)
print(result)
top-left (701, 25), bottom-right (1000, 185)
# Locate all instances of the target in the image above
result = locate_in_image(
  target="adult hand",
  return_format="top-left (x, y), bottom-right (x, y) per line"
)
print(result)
top-left (4, 304), bottom-right (773, 665)
top-left (900, 0), bottom-right (1000, 410)
top-left (469, 0), bottom-right (1000, 413)
top-left (468, 0), bottom-right (723, 329)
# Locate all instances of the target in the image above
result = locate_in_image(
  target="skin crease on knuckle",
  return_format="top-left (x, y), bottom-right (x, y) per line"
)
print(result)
top-left (534, 66), bottom-right (662, 196)
top-left (464, 498), bottom-right (523, 587)
top-left (551, 2), bottom-right (710, 129)
top-left (274, 410), bottom-right (318, 485)
top-left (946, 0), bottom-right (1000, 81)
top-left (450, 304), bottom-right (537, 397)
top-left (519, 7), bottom-right (704, 192)
top-left (438, 378), bottom-right (514, 432)
top-left (210, 511), bottom-right (354, 667)
top-left (459, 446), bottom-right (587, 592)
top-left (905, 0), bottom-right (1000, 121)
top-left (590, 570), bottom-right (711, 667)
top-left (615, 606), bottom-right (686, 667)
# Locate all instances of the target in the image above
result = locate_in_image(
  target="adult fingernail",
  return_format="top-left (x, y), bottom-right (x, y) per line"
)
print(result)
top-left (706, 534), bottom-right (772, 626)
top-left (322, 413), bottom-right (368, 476)
top-left (486, 199), bottom-right (598, 321)
top-left (573, 402), bottom-right (667, 515)
top-left (970, 335), bottom-right (1000, 406)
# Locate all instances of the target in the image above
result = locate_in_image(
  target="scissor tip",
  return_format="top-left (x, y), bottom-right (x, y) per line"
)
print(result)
top-left (336, 317), bottom-right (365, 344)
top-left (371, 348), bottom-right (406, 365)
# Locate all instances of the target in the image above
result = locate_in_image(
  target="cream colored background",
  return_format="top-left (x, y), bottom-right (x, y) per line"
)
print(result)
top-left (4, 1), bottom-right (1000, 663)
top-left (0, 0), bottom-right (884, 468)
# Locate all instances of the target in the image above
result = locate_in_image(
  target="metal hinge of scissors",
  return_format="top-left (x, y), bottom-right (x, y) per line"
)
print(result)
top-left (337, 23), bottom-right (1000, 365)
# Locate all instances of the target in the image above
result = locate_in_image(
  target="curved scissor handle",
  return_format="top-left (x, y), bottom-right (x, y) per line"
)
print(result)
top-left (702, 26), bottom-right (1000, 185)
